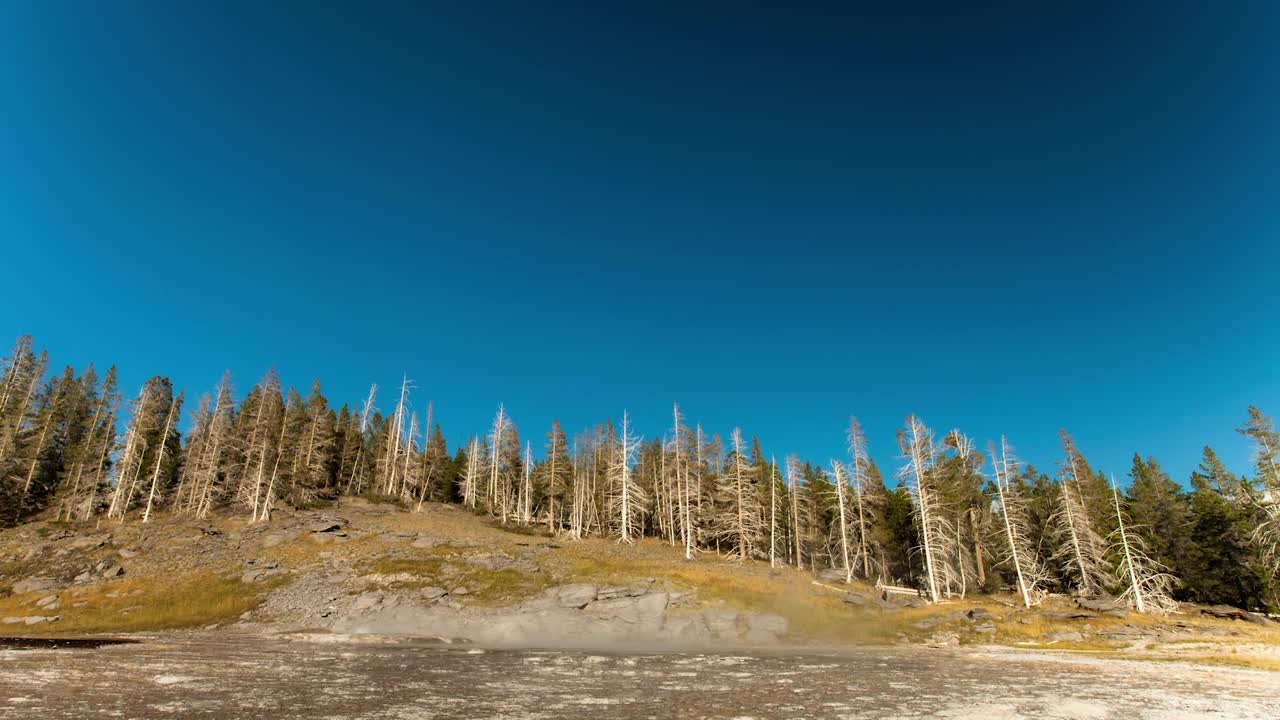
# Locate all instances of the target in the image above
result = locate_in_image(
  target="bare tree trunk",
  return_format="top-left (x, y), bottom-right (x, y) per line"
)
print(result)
top-left (833, 461), bottom-right (852, 583)
top-left (142, 394), bottom-right (182, 523)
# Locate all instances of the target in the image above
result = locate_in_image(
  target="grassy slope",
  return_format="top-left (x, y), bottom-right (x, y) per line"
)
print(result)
top-left (0, 500), bottom-right (1277, 670)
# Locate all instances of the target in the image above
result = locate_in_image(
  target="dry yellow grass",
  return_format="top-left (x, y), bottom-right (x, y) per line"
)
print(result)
top-left (0, 571), bottom-right (285, 633)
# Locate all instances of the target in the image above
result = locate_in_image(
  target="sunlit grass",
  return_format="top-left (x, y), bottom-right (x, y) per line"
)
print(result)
top-left (0, 571), bottom-right (286, 633)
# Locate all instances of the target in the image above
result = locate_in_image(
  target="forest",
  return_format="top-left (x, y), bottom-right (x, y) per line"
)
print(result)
top-left (1, 334), bottom-right (1277, 612)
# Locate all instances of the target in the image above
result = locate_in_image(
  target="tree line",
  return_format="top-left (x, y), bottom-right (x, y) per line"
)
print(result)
top-left (1, 334), bottom-right (1276, 612)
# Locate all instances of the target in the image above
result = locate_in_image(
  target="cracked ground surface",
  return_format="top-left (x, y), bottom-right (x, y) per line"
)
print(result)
top-left (1, 635), bottom-right (1277, 719)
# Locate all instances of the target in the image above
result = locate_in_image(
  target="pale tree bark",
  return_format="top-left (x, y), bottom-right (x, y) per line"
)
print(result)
top-left (107, 386), bottom-right (150, 520)
top-left (142, 392), bottom-right (183, 523)
top-left (1109, 475), bottom-right (1177, 613)
top-left (832, 460), bottom-right (852, 582)
top-left (898, 414), bottom-right (953, 604)
top-left (346, 384), bottom-right (377, 494)
top-left (847, 418), bottom-right (875, 580)
top-left (716, 428), bottom-right (762, 561)
top-left (787, 454), bottom-right (803, 568)
top-left (990, 437), bottom-right (1047, 608)
top-left (489, 404), bottom-right (508, 518)
top-left (769, 455), bottom-right (777, 569)
top-left (610, 411), bottom-right (645, 543)
top-left (255, 394), bottom-right (292, 523)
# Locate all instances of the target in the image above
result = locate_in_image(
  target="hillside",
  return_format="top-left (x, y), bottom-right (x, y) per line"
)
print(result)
top-left (1, 499), bottom-right (1277, 670)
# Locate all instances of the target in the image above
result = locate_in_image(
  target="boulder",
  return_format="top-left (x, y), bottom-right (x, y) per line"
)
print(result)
top-left (965, 607), bottom-right (993, 622)
top-left (410, 537), bottom-right (439, 549)
top-left (1, 615), bottom-right (60, 625)
top-left (595, 585), bottom-right (647, 601)
top-left (973, 623), bottom-right (997, 634)
top-left (842, 592), bottom-right (867, 606)
top-left (702, 608), bottom-right (739, 636)
top-left (1044, 629), bottom-right (1085, 642)
top-left (117, 548), bottom-right (138, 559)
top-left (101, 565), bottom-right (125, 579)
top-left (419, 587), bottom-right (448, 601)
top-left (11, 577), bottom-right (55, 595)
top-left (555, 584), bottom-right (598, 609)
top-left (68, 534), bottom-right (110, 550)
top-left (1201, 605), bottom-right (1273, 625)
top-left (34, 595), bottom-right (59, 609)
top-left (309, 518), bottom-right (348, 533)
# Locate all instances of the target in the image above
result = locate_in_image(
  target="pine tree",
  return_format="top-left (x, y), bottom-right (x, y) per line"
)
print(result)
top-left (1185, 447), bottom-right (1273, 609)
top-left (1126, 454), bottom-right (1191, 580)
top-left (1236, 406), bottom-right (1280, 584)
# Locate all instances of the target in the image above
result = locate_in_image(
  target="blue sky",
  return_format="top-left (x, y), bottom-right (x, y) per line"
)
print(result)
top-left (2, 2), bottom-right (1277, 483)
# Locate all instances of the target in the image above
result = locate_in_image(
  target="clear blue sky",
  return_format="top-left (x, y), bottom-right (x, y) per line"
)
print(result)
top-left (3, 2), bottom-right (1277, 483)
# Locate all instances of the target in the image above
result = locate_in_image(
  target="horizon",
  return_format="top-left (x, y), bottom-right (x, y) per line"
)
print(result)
top-left (5, 2), bottom-right (1277, 483)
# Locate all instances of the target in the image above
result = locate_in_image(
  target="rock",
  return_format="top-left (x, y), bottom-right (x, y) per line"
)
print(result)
top-left (745, 612), bottom-right (788, 636)
top-left (34, 595), bottom-right (59, 609)
top-left (973, 623), bottom-right (997, 634)
top-left (419, 587), bottom-right (448, 600)
top-left (1201, 605), bottom-right (1273, 625)
top-left (2, 615), bottom-right (61, 625)
top-left (1102, 609), bottom-right (1129, 619)
top-left (12, 577), bottom-right (54, 595)
top-left (842, 592), bottom-right (867, 606)
top-left (241, 566), bottom-right (286, 583)
top-left (68, 534), bottom-right (110, 550)
top-left (1045, 630), bottom-right (1085, 642)
top-left (451, 586), bottom-right (470, 596)
top-left (262, 534), bottom-right (286, 548)
top-left (352, 592), bottom-right (385, 611)
top-left (309, 518), bottom-right (348, 533)
top-left (926, 631), bottom-right (960, 647)
top-left (73, 572), bottom-right (91, 584)
top-left (101, 565), bottom-right (125, 579)
top-left (596, 585), bottom-right (647, 601)
top-left (555, 584), bottom-right (598, 609)
top-left (1076, 596), bottom-right (1126, 612)
top-left (410, 537), bottom-right (438, 549)
top-left (1043, 610), bottom-right (1099, 620)
top-left (901, 597), bottom-right (928, 609)
top-left (965, 607), bottom-right (993, 622)
top-left (703, 608), bottom-right (739, 636)
top-left (117, 548), bottom-right (138, 559)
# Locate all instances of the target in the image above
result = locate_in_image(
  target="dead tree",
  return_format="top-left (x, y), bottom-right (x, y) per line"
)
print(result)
top-left (847, 417), bottom-right (878, 580)
top-left (609, 411), bottom-right (646, 542)
top-left (990, 437), bottom-right (1048, 608)
top-left (141, 391), bottom-right (183, 522)
top-left (716, 428), bottom-right (763, 561)
top-left (769, 455), bottom-right (778, 568)
top-left (1109, 475), bottom-right (1177, 613)
top-left (831, 460), bottom-right (853, 582)
top-left (1051, 469), bottom-right (1109, 596)
top-left (787, 454), bottom-right (804, 568)
top-left (898, 414), bottom-right (955, 603)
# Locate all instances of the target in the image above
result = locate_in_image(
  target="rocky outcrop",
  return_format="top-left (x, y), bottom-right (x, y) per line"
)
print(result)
top-left (331, 583), bottom-right (790, 648)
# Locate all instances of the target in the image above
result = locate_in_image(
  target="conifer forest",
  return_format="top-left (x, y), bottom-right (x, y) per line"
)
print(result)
top-left (2, 334), bottom-right (1277, 612)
